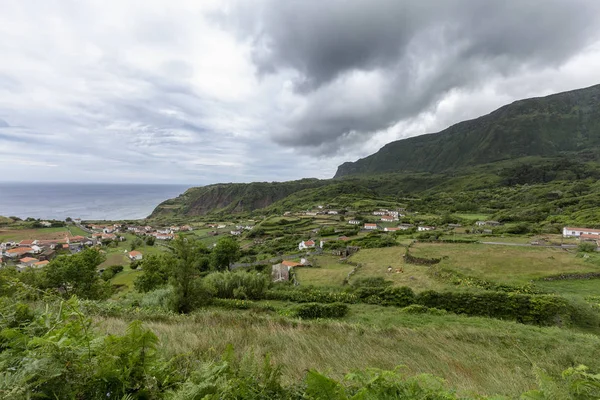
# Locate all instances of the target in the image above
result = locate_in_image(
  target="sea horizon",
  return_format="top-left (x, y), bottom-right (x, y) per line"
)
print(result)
top-left (0, 182), bottom-right (193, 221)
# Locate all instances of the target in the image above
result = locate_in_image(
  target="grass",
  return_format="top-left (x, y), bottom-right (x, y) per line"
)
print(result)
top-left (295, 255), bottom-right (354, 286)
top-left (453, 213), bottom-right (490, 221)
top-left (94, 305), bottom-right (600, 398)
top-left (0, 227), bottom-right (73, 241)
top-left (536, 278), bottom-right (600, 300)
top-left (410, 243), bottom-right (600, 285)
top-left (348, 247), bottom-right (447, 292)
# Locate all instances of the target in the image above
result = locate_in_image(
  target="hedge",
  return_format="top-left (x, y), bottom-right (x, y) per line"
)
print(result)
top-left (293, 303), bottom-right (349, 319)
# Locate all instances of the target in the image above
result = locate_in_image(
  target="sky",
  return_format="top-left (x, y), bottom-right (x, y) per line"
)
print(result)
top-left (1, 0), bottom-right (600, 185)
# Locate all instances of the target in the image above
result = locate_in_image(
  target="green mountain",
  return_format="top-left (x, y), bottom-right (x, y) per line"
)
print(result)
top-left (335, 84), bottom-right (600, 177)
top-left (150, 179), bottom-right (329, 218)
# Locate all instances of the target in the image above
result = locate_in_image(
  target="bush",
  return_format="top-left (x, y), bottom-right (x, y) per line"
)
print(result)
top-left (140, 286), bottom-right (176, 310)
top-left (205, 271), bottom-right (270, 300)
top-left (351, 276), bottom-right (392, 288)
top-left (293, 302), bottom-right (348, 319)
top-left (578, 242), bottom-right (598, 253)
top-left (266, 288), bottom-right (359, 303)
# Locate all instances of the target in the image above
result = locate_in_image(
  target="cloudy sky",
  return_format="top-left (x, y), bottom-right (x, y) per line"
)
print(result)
top-left (1, 0), bottom-right (600, 184)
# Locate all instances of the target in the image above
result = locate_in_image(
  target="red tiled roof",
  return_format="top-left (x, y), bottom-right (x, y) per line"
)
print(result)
top-left (19, 257), bottom-right (38, 263)
top-left (282, 260), bottom-right (302, 267)
top-left (19, 240), bottom-right (34, 245)
top-left (34, 260), bottom-right (49, 267)
top-left (7, 247), bottom-right (33, 254)
top-left (304, 240), bottom-right (315, 245)
top-left (580, 234), bottom-right (600, 239)
top-left (129, 251), bottom-right (142, 257)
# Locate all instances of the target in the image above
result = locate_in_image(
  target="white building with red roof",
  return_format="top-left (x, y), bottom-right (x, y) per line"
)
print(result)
top-left (298, 240), bottom-right (316, 250)
top-left (563, 227), bottom-right (600, 238)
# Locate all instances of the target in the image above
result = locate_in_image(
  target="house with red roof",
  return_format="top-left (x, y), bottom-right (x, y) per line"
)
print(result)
top-left (5, 247), bottom-right (34, 258)
top-left (298, 240), bottom-right (316, 250)
top-left (34, 260), bottom-right (50, 268)
top-left (128, 251), bottom-right (143, 261)
top-left (563, 227), bottom-right (600, 238)
top-left (19, 257), bottom-right (39, 267)
top-left (364, 223), bottom-right (379, 230)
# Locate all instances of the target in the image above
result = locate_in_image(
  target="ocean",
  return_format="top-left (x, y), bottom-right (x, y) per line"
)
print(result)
top-left (0, 183), bottom-right (191, 221)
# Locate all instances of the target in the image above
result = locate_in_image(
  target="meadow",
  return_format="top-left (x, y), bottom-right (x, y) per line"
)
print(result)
top-left (94, 304), bottom-right (600, 398)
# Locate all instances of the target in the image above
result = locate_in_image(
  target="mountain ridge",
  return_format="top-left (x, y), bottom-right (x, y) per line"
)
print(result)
top-left (334, 83), bottom-right (600, 177)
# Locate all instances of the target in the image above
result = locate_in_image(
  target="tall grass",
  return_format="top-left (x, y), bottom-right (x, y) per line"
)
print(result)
top-left (94, 307), bottom-right (600, 397)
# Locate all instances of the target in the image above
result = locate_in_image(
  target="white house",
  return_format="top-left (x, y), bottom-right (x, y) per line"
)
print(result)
top-left (327, 210), bottom-right (339, 215)
top-left (381, 215), bottom-right (398, 222)
top-left (40, 221), bottom-right (52, 227)
top-left (217, 224), bottom-right (227, 229)
top-left (384, 227), bottom-right (401, 232)
top-left (373, 211), bottom-right (387, 216)
top-left (348, 220), bottom-right (361, 225)
top-left (128, 251), bottom-right (143, 261)
top-left (563, 227), bottom-right (600, 238)
top-left (298, 240), bottom-right (316, 250)
top-left (398, 224), bottom-right (415, 230)
top-left (364, 223), bottom-right (379, 230)
top-left (418, 226), bottom-right (435, 231)
top-left (305, 211), bottom-right (318, 216)
top-left (475, 221), bottom-right (486, 226)
top-left (230, 230), bottom-right (242, 236)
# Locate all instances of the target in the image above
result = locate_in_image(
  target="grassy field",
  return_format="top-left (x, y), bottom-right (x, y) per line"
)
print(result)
top-left (410, 243), bottom-right (600, 285)
top-left (349, 247), bottom-right (447, 291)
top-left (536, 278), bottom-right (600, 300)
top-left (453, 213), bottom-right (490, 221)
top-left (295, 255), bottom-right (354, 286)
top-left (94, 305), bottom-right (600, 398)
top-left (0, 227), bottom-right (74, 241)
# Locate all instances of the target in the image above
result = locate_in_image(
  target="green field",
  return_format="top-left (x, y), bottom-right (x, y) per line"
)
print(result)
top-left (410, 243), bottom-right (600, 285)
top-left (295, 255), bottom-right (354, 286)
top-left (349, 247), bottom-right (447, 291)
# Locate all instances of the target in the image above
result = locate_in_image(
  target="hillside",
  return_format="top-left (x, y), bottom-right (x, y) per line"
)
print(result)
top-left (335, 84), bottom-right (600, 177)
top-left (150, 178), bottom-right (329, 218)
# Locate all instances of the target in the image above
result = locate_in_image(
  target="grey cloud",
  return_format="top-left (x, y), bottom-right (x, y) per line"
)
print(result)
top-left (0, 119), bottom-right (9, 128)
top-left (228, 0), bottom-right (600, 151)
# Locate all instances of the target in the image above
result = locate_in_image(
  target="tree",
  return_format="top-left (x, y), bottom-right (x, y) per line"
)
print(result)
top-left (130, 238), bottom-right (143, 251)
top-left (134, 254), bottom-right (170, 292)
top-left (211, 237), bottom-right (241, 271)
top-left (145, 235), bottom-right (156, 246)
top-left (42, 248), bottom-right (108, 299)
top-left (169, 236), bottom-right (213, 313)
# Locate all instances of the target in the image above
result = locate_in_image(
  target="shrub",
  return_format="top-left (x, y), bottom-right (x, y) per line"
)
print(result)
top-left (578, 242), bottom-right (598, 253)
top-left (140, 286), bottom-right (176, 310)
top-left (293, 302), bottom-right (348, 319)
top-left (351, 276), bottom-right (392, 288)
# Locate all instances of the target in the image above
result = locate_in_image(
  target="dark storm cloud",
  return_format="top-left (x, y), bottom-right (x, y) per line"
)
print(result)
top-left (229, 0), bottom-right (600, 150)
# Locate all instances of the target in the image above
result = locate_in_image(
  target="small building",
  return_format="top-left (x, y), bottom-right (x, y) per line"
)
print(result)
top-left (348, 220), bottom-right (361, 225)
top-left (4, 247), bottom-right (34, 258)
top-left (381, 215), bottom-right (398, 222)
top-left (230, 230), bottom-right (242, 236)
top-left (19, 239), bottom-right (35, 247)
top-left (271, 263), bottom-right (290, 282)
top-left (18, 257), bottom-right (39, 267)
top-left (282, 260), bottom-right (303, 268)
top-left (373, 211), bottom-right (387, 216)
top-left (418, 226), bottom-right (435, 231)
top-left (384, 227), bottom-right (401, 232)
top-left (67, 236), bottom-right (86, 244)
top-left (40, 221), bottom-right (52, 227)
top-left (562, 227), bottom-right (600, 238)
top-left (33, 260), bottom-right (50, 268)
top-left (364, 223), bottom-right (379, 230)
top-left (475, 221), bottom-right (486, 226)
top-left (327, 210), bottom-right (339, 215)
top-left (398, 224), bottom-right (415, 230)
top-left (128, 251), bottom-right (143, 261)
top-left (299, 240), bottom-right (316, 250)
